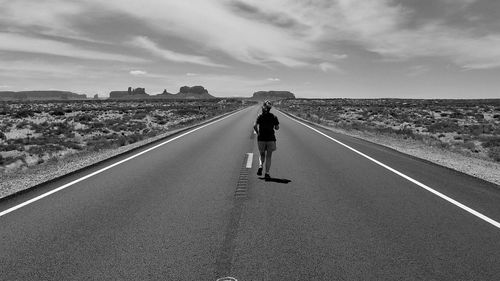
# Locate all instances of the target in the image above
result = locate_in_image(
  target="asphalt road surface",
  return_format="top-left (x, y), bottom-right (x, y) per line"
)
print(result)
top-left (1, 106), bottom-right (499, 280)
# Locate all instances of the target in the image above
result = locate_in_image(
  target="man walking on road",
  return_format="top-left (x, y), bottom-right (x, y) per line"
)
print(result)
top-left (254, 100), bottom-right (279, 179)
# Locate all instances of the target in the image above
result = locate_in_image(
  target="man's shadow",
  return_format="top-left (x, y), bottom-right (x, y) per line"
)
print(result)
top-left (259, 177), bottom-right (292, 184)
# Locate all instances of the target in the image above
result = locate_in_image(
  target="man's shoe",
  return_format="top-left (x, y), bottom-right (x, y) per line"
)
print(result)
top-left (257, 167), bottom-right (263, 176)
top-left (264, 173), bottom-right (271, 179)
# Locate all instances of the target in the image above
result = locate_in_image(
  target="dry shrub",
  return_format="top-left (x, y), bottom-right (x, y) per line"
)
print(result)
top-left (488, 147), bottom-right (500, 162)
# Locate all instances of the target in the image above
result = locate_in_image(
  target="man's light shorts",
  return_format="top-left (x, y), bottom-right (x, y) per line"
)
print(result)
top-left (258, 141), bottom-right (277, 152)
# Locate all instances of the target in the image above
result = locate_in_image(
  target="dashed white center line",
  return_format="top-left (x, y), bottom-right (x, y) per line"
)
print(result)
top-left (246, 153), bottom-right (253, 168)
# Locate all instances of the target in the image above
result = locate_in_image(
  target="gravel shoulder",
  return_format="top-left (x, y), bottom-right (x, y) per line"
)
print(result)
top-left (282, 111), bottom-right (500, 187)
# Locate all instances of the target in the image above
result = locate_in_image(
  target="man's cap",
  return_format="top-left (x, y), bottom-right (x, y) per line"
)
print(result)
top-left (263, 100), bottom-right (272, 109)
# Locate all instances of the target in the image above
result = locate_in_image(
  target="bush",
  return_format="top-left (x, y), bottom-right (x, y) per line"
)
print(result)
top-left (428, 121), bottom-right (460, 133)
top-left (27, 145), bottom-right (46, 155)
top-left (50, 109), bottom-right (65, 116)
top-left (2, 143), bottom-right (21, 151)
top-left (74, 115), bottom-right (93, 122)
top-left (64, 141), bottom-right (83, 150)
top-left (126, 133), bottom-right (143, 144)
top-left (481, 137), bottom-right (500, 148)
top-left (13, 110), bottom-right (34, 118)
top-left (117, 136), bottom-right (127, 147)
top-left (488, 147), bottom-right (500, 162)
top-left (132, 111), bottom-right (148, 120)
top-left (87, 139), bottom-right (114, 151)
top-left (461, 141), bottom-right (476, 151)
top-left (175, 108), bottom-right (201, 116)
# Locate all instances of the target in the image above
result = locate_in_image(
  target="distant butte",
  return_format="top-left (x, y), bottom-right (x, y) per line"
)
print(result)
top-left (252, 90), bottom-right (295, 101)
top-left (109, 86), bottom-right (216, 99)
top-left (0, 91), bottom-right (87, 101)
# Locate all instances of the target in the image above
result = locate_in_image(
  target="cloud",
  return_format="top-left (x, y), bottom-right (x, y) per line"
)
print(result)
top-left (2, 0), bottom-right (500, 83)
top-left (130, 36), bottom-right (226, 67)
top-left (319, 62), bottom-right (342, 73)
top-left (0, 32), bottom-right (145, 62)
top-left (364, 23), bottom-right (500, 69)
top-left (0, 0), bottom-right (343, 69)
top-left (267, 77), bottom-right (280, 82)
top-left (439, 0), bottom-right (477, 10)
top-left (407, 65), bottom-right (430, 77)
top-left (227, 0), bottom-right (309, 31)
top-left (0, 0), bottom-right (91, 40)
top-left (94, 0), bottom-right (318, 67)
top-left (223, 0), bottom-right (500, 70)
top-left (0, 59), bottom-right (86, 79)
top-left (310, 0), bottom-right (500, 69)
top-left (129, 70), bottom-right (148, 76)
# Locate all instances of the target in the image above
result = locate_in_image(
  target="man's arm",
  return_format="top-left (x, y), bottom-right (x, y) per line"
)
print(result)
top-left (274, 116), bottom-right (279, 130)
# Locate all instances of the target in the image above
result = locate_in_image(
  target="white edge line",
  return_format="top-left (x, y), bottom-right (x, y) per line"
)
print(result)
top-left (246, 153), bottom-right (253, 168)
top-left (0, 109), bottom-right (247, 218)
top-left (280, 111), bottom-right (500, 229)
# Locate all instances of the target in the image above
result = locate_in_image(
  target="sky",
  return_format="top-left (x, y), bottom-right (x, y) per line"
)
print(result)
top-left (1, 0), bottom-right (500, 98)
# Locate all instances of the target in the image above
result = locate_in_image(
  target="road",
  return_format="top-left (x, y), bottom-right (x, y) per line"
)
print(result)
top-left (1, 105), bottom-right (499, 280)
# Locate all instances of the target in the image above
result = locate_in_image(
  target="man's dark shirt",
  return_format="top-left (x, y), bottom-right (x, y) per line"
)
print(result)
top-left (256, 112), bottom-right (279, 141)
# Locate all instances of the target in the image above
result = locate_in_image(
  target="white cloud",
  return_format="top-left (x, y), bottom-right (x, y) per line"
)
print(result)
top-left (131, 36), bottom-right (226, 67)
top-left (95, 0), bottom-right (318, 67)
top-left (129, 70), bottom-right (148, 76)
top-left (3, 0), bottom-right (499, 70)
top-left (0, 59), bottom-right (85, 78)
top-left (319, 62), bottom-right (342, 73)
top-left (267, 77), bottom-right (280, 81)
top-left (0, 0), bottom-right (89, 40)
top-left (325, 0), bottom-right (500, 69)
top-left (0, 0), bottom-right (345, 69)
top-left (364, 23), bottom-right (500, 69)
top-left (0, 32), bottom-right (145, 62)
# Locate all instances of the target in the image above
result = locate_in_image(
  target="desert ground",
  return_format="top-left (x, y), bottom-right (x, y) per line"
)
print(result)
top-left (0, 99), bottom-right (250, 197)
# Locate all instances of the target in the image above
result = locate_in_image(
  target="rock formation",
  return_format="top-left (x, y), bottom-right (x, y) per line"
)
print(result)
top-left (0, 91), bottom-right (87, 101)
top-left (176, 86), bottom-right (215, 99)
top-left (153, 86), bottom-right (215, 99)
top-left (252, 91), bottom-right (295, 101)
top-left (109, 87), bottom-right (148, 99)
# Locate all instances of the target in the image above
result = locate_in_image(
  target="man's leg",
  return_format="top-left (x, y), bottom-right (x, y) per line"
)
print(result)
top-left (265, 150), bottom-right (272, 174)
top-left (257, 142), bottom-right (265, 176)
top-left (264, 141), bottom-right (276, 178)
top-left (258, 151), bottom-right (265, 176)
